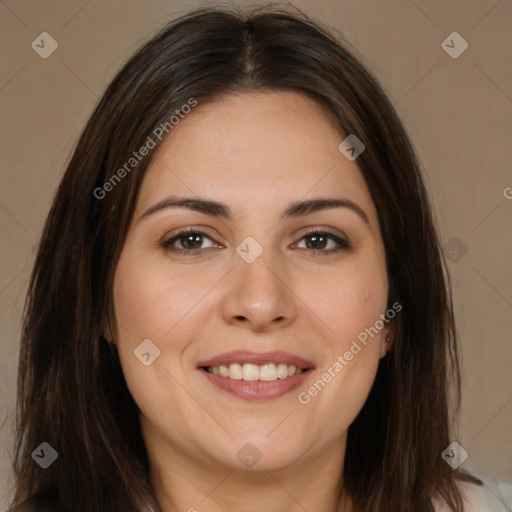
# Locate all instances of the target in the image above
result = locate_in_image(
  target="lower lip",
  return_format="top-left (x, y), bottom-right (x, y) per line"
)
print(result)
top-left (200, 369), bottom-right (312, 401)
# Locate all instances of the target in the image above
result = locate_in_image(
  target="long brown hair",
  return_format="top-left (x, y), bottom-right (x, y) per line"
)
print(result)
top-left (11, 5), bottom-right (480, 511)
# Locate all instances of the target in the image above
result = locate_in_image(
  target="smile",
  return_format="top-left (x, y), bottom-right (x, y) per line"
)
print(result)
top-left (197, 350), bottom-right (315, 400)
top-left (204, 362), bottom-right (306, 381)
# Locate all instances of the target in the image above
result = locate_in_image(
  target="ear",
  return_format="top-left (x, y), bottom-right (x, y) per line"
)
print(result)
top-left (102, 319), bottom-right (114, 344)
top-left (380, 318), bottom-right (396, 358)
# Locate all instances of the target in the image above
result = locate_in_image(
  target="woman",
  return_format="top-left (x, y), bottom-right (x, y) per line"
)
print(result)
top-left (9, 5), bottom-right (506, 512)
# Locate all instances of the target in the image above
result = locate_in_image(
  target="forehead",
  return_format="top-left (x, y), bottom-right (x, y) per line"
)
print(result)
top-left (135, 91), bottom-right (378, 226)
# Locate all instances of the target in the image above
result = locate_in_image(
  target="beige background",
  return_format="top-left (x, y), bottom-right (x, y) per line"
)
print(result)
top-left (1, 0), bottom-right (511, 508)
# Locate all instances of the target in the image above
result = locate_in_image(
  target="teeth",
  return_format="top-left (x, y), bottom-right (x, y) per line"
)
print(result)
top-left (242, 363), bottom-right (260, 381)
top-left (205, 362), bottom-right (306, 381)
top-left (228, 363), bottom-right (243, 380)
top-left (276, 363), bottom-right (289, 379)
top-left (260, 363), bottom-right (277, 381)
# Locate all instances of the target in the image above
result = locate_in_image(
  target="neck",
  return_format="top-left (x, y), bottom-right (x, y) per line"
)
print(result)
top-left (146, 433), bottom-right (352, 512)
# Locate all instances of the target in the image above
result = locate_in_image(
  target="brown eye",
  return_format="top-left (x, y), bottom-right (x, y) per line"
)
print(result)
top-left (162, 229), bottom-right (217, 254)
top-left (296, 230), bottom-right (350, 253)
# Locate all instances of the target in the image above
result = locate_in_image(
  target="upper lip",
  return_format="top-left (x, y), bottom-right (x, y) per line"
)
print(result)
top-left (197, 350), bottom-right (315, 369)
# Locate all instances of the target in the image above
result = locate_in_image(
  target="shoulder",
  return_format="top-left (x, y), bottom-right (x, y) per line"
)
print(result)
top-left (433, 480), bottom-right (507, 512)
top-left (459, 480), bottom-right (507, 511)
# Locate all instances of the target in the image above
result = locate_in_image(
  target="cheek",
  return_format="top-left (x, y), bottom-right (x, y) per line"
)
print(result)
top-left (111, 249), bottom-right (224, 397)
top-left (298, 257), bottom-right (388, 413)
top-left (110, 251), bottom-right (179, 381)
top-left (112, 250), bottom-right (210, 340)
top-left (304, 259), bottom-right (389, 347)
top-left (113, 268), bottom-right (171, 337)
top-left (111, 252), bottom-right (196, 419)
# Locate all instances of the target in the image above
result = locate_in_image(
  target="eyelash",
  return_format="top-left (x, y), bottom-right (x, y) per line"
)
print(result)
top-left (161, 228), bottom-right (351, 256)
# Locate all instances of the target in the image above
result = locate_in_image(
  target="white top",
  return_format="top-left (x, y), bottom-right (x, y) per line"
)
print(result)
top-left (433, 480), bottom-right (509, 511)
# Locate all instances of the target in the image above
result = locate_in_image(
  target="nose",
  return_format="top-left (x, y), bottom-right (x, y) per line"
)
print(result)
top-left (220, 250), bottom-right (298, 332)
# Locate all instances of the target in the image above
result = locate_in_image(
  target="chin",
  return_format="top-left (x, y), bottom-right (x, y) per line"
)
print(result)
top-left (206, 429), bottom-right (312, 472)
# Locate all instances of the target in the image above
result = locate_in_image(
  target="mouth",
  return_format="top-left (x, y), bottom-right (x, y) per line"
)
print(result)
top-left (197, 350), bottom-right (315, 400)
top-left (202, 362), bottom-right (307, 381)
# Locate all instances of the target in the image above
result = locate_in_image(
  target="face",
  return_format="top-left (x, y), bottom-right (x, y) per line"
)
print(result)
top-left (109, 91), bottom-right (393, 473)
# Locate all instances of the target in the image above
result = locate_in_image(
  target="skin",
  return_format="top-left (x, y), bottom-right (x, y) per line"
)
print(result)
top-left (107, 91), bottom-right (395, 512)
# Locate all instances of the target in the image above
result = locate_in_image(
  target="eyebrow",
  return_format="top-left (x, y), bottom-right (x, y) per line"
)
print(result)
top-left (138, 196), bottom-right (370, 225)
